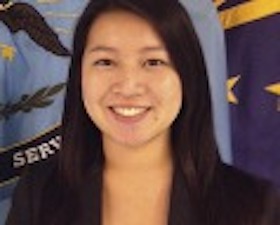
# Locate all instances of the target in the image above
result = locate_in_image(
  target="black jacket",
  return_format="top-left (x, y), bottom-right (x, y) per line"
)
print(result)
top-left (5, 158), bottom-right (280, 225)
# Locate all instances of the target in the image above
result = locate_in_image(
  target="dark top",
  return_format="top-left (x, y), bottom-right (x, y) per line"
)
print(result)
top-left (5, 158), bottom-right (280, 225)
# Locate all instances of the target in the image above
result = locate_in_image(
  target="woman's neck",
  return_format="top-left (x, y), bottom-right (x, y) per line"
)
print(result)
top-left (102, 138), bottom-right (173, 174)
top-left (102, 140), bottom-right (174, 225)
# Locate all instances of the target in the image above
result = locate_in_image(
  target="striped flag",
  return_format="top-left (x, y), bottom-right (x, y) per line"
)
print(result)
top-left (217, 0), bottom-right (280, 186)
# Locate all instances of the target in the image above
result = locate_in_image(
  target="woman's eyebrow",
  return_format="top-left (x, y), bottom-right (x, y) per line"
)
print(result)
top-left (87, 46), bottom-right (118, 53)
top-left (85, 45), bottom-right (166, 55)
top-left (140, 46), bottom-right (165, 53)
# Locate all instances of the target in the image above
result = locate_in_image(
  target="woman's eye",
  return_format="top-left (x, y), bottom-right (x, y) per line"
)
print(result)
top-left (144, 59), bottom-right (167, 67)
top-left (93, 59), bottom-right (115, 67)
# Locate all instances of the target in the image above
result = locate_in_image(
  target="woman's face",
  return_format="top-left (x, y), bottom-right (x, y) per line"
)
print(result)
top-left (82, 10), bottom-right (182, 150)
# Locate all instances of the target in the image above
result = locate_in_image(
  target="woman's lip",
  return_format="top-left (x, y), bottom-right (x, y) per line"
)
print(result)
top-left (110, 106), bottom-right (150, 117)
top-left (107, 106), bottom-right (151, 123)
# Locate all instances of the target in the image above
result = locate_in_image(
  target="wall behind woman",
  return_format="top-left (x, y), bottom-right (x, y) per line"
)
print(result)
top-left (182, 0), bottom-right (232, 164)
top-left (0, 0), bottom-right (230, 224)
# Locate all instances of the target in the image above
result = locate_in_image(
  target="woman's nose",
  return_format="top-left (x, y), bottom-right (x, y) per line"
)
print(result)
top-left (111, 69), bottom-right (146, 97)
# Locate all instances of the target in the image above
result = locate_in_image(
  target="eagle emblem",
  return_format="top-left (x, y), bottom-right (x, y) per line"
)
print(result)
top-left (0, 0), bottom-right (70, 56)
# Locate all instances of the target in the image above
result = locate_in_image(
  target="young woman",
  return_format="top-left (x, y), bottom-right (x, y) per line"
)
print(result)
top-left (6, 0), bottom-right (280, 225)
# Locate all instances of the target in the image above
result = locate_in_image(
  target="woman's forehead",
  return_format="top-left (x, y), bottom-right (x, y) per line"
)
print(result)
top-left (85, 10), bottom-right (165, 52)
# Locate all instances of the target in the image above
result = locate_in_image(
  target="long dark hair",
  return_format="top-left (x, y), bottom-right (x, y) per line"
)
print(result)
top-left (39, 0), bottom-right (220, 224)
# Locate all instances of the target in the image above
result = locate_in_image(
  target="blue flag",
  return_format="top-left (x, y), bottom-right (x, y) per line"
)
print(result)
top-left (0, 0), bottom-right (88, 223)
top-left (217, 0), bottom-right (280, 185)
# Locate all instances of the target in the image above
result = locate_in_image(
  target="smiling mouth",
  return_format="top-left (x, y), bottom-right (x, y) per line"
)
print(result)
top-left (109, 106), bottom-right (151, 117)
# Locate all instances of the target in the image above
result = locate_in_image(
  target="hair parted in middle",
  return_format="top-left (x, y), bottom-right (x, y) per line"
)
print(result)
top-left (61, 0), bottom-right (219, 193)
top-left (52, 0), bottom-right (220, 224)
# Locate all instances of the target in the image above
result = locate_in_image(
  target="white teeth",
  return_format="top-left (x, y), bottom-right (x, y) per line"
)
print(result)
top-left (111, 107), bottom-right (148, 117)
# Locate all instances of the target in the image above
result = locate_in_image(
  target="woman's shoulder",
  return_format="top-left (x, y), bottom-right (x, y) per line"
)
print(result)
top-left (20, 155), bottom-right (58, 185)
top-left (13, 155), bottom-right (59, 204)
top-left (218, 163), bottom-right (272, 188)
top-left (5, 156), bottom-right (59, 225)
top-left (214, 163), bottom-right (280, 224)
top-left (216, 163), bottom-right (280, 201)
